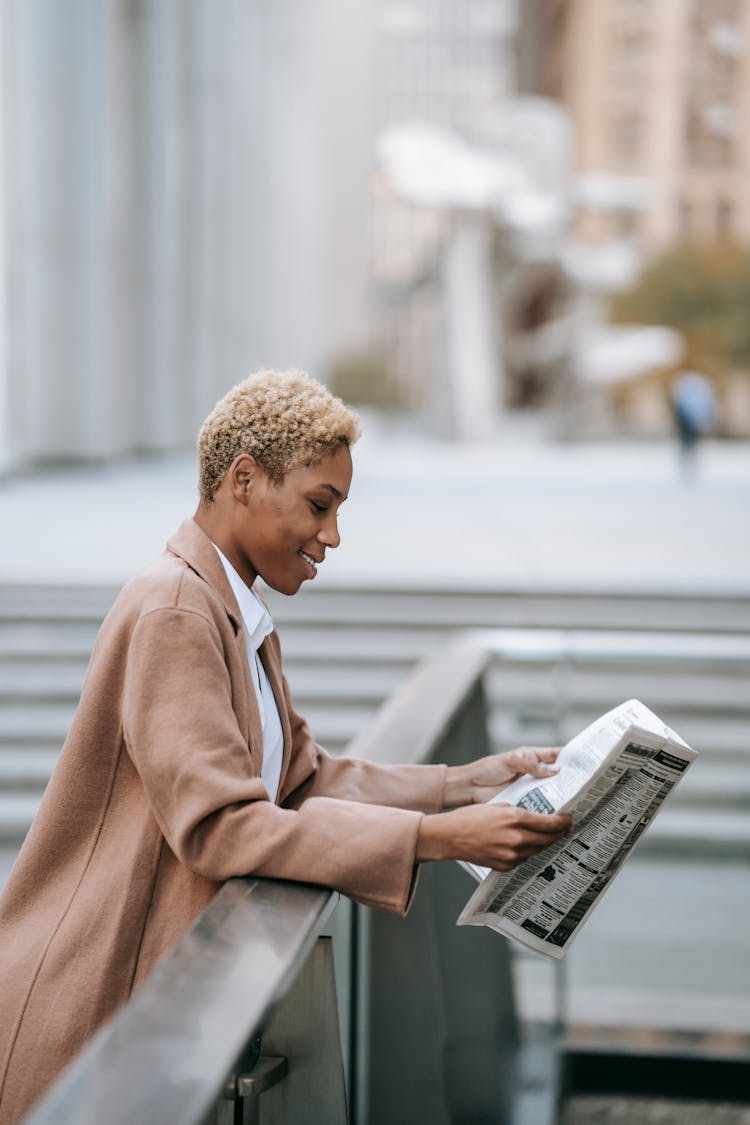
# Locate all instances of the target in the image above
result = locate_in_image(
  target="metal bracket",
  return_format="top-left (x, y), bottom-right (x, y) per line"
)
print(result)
top-left (223, 1050), bottom-right (288, 1101)
top-left (236, 1056), bottom-right (288, 1098)
top-left (222, 1050), bottom-right (288, 1125)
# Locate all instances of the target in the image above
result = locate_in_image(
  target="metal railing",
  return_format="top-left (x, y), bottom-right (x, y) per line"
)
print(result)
top-left (20, 628), bottom-right (750, 1123)
top-left (24, 637), bottom-right (534, 1125)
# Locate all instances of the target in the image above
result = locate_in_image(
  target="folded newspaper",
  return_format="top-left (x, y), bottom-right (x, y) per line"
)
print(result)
top-left (458, 699), bottom-right (697, 959)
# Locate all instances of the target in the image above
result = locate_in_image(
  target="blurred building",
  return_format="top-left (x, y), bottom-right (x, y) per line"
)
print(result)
top-left (531, 0), bottom-right (750, 248)
top-left (367, 0), bottom-right (522, 409)
top-left (0, 0), bottom-right (375, 471)
top-left (9, 2), bottom-right (702, 467)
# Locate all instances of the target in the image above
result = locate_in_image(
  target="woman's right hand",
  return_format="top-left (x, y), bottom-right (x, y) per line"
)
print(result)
top-left (416, 803), bottom-right (572, 872)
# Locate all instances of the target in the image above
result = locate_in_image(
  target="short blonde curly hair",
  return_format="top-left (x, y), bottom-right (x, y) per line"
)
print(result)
top-left (198, 369), bottom-right (361, 501)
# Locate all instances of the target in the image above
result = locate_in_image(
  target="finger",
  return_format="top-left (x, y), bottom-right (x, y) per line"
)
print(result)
top-left (523, 760), bottom-right (561, 777)
top-left (510, 746), bottom-right (560, 761)
top-left (534, 747), bottom-right (562, 762)
top-left (505, 747), bottom-right (561, 776)
top-left (526, 747), bottom-right (561, 765)
top-left (511, 809), bottom-right (573, 833)
top-left (488, 803), bottom-right (570, 827)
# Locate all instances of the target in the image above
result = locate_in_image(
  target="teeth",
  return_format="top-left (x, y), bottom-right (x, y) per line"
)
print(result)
top-left (299, 551), bottom-right (317, 569)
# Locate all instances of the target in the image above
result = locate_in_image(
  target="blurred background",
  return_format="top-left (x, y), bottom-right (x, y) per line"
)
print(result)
top-left (2, 0), bottom-right (750, 463)
top-left (0, 2), bottom-right (749, 1120)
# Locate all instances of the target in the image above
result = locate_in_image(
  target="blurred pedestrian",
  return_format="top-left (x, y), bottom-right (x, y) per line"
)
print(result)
top-left (670, 370), bottom-right (717, 480)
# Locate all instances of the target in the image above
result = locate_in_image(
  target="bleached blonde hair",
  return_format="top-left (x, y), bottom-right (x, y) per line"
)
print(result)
top-left (198, 369), bottom-right (361, 501)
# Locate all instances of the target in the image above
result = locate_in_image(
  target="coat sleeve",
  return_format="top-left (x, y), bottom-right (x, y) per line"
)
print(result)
top-left (122, 605), bottom-right (429, 914)
top-left (276, 670), bottom-right (448, 815)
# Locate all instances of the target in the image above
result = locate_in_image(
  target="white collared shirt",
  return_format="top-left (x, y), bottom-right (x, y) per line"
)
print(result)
top-left (213, 546), bottom-right (284, 803)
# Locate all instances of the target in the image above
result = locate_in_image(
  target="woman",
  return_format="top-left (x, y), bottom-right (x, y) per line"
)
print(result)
top-left (0, 370), bottom-right (570, 1122)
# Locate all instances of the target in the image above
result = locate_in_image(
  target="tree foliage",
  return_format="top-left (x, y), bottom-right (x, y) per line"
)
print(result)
top-left (610, 243), bottom-right (750, 375)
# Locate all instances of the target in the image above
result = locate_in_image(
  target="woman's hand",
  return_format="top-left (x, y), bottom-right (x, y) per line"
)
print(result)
top-left (443, 746), bottom-right (562, 808)
top-left (416, 803), bottom-right (572, 872)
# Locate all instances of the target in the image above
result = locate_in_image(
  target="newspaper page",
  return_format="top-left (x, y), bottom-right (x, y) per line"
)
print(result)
top-left (457, 699), bottom-right (697, 958)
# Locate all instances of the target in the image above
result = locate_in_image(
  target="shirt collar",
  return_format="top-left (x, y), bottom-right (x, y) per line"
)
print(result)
top-left (212, 545), bottom-right (274, 655)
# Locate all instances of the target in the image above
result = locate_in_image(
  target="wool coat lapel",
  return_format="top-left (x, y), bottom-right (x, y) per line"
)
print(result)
top-left (166, 520), bottom-right (266, 777)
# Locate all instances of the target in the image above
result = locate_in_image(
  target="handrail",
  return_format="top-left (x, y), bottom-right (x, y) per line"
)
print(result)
top-left (18, 625), bottom-right (750, 1123)
top-left (24, 879), bottom-right (338, 1125)
top-left (22, 637), bottom-right (494, 1125)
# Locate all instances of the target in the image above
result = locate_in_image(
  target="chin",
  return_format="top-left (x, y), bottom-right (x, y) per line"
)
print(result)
top-left (263, 574), bottom-right (305, 597)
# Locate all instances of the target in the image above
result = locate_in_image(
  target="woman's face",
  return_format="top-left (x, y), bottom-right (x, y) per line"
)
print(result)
top-left (234, 443), bottom-right (353, 595)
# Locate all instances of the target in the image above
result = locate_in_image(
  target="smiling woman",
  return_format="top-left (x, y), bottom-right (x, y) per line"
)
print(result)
top-left (0, 370), bottom-right (570, 1124)
top-left (194, 371), bottom-right (357, 597)
top-left (196, 443), bottom-right (352, 595)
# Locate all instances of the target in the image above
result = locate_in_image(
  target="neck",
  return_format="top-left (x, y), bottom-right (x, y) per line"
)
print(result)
top-left (194, 502), bottom-right (258, 588)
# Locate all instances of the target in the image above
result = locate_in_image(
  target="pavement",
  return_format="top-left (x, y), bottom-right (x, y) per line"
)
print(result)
top-left (0, 413), bottom-right (749, 591)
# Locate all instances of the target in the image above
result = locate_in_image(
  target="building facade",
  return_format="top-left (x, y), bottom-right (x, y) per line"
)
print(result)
top-left (0, 0), bottom-right (374, 470)
top-left (367, 0), bottom-right (521, 410)
top-left (549, 0), bottom-right (750, 248)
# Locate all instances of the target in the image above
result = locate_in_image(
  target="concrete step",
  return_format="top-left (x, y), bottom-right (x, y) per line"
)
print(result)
top-left (1, 584), bottom-right (748, 859)
top-left (0, 662), bottom-right (409, 705)
top-left (0, 705), bottom-right (78, 743)
top-left (2, 584), bottom-right (750, 634)
top-left (3, 677), bottom-right (740, 777)
top-left (0, 847), bottom-right (17, 890)
top-left (486, 684), bottom-right (750, 726)
top-left (0, 793), bottom-right (41, 844)
top-left (0, 705), bottom-right (363, 754)
top-left (1, 746), bottom-right (746, 812)
top-left (0, 586), bottom-right (116, 620)
top-left (0, 667), bottom-right (89, 700)
top-left (491, 712), bottom-right (750, 760)
top-left (5, 615), bottom-right (750, 670)
top-left (1, 677), bottom-right (747, 775)
top-left (266, 588), bottom-right (750, 635)
top-left (0, 701), bottom-right (746, 769)
top-left (0, 788), bottom-right (747, 857)
top-left (0, 621), bottom-right (439, 663)
top-left (672, 761), bottom-right (750, 809)
top-left (5, 639), bottom-right (747, 690)
top-left (3, 593), bottom-right (749, 675)
top-left (640, 807), bottom-right (750, 859)
top-left (0, 750), bottom-right (59, 789)
top-left (0, 622), bottom-right (100, 659)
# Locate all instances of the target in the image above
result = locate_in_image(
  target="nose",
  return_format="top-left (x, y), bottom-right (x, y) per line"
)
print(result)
top-left (316, 512), bottom-right (341, 549)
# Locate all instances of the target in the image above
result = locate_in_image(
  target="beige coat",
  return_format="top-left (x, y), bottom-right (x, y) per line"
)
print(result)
top-left (0, 519), bottom-right (446, 1123)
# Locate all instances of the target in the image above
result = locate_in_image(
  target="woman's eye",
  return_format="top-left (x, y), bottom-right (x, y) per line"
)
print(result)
top-left (310, 500), bottom-right (328, 514)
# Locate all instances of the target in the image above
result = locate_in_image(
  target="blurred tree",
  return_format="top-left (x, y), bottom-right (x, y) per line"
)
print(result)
top-left (610, 243), bottom-right (750, 376)
top-left (328, 349), bottom-right (410, 410)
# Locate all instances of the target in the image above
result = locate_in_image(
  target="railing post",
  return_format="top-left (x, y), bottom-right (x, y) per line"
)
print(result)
top-left (366, 675), bottom-right (522, 1125)
top-left (247, 937), bottom-right (348, 1124)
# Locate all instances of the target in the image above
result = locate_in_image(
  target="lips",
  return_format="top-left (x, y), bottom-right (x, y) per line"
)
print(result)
top-left (298, 549), bottom-right (320, 576)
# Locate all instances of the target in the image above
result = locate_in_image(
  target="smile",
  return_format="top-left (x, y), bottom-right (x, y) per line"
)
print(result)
top-left (298, 550), bottom-right (319, 573)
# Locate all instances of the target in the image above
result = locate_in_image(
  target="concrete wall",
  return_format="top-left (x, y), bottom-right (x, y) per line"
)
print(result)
top-left (0, 0), bottom-right (373, 469)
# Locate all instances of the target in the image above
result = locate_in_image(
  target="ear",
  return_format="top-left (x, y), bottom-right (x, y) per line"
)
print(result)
top-left (228, 454), bottom-right (259, 503)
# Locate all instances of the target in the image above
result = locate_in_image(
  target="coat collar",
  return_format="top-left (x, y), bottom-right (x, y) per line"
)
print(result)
top-left (164, 518), bottom-right (292, 795)
top-left (165, 517), bottom-right (243, 633)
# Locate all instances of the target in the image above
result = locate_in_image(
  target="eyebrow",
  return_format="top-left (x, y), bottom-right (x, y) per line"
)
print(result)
top-left (321, 483), bottom-right (346, 501)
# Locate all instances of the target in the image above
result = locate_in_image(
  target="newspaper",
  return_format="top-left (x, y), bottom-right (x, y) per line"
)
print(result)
top-left (457, 699), bottom-right (697, 959)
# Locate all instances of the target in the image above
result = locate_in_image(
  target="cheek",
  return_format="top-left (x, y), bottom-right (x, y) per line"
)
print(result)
top-left (269, 507), bottom-right (312, 548)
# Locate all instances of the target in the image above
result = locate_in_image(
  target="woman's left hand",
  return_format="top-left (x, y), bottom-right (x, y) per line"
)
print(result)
top-left (443, 747), bottom-right (561, 808)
